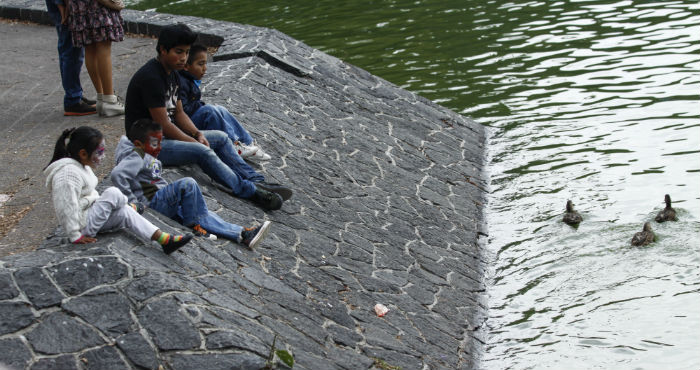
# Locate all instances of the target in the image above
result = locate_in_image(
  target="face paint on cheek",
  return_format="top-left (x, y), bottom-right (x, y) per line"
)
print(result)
top-left (144, 132), bottom-right (163, 157)
top-left (91, 140), bottom-right (106, 166)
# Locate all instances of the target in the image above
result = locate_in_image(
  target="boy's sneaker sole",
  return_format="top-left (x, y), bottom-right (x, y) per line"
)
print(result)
top-left (255, 182), bottom-right (293, 201)
top-left (244, 221), bottom-right (271, 249)
top-left (162, 233), bottom-right (194, 255)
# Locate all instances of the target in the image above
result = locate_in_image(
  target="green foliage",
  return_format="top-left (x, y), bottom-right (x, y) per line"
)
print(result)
top-left (372, 357), bottom-right (401, 370)
top-left (263, 334), bottom-right (294, 369)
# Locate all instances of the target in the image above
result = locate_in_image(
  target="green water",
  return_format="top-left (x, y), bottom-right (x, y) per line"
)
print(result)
top-left (129, 0), bottom-right (700, 368)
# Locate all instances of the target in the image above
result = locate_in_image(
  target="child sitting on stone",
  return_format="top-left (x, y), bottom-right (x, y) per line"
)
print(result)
top-left (110, 118), bottom-right (271, 248)
top-left (45, 126), bottom-right (193, 254)
top-left (178, 44), bottom-right (271, 162)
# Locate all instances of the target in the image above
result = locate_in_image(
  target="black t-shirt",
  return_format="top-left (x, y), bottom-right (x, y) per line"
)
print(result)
top-left (124, 58), bottom-right (179, 134)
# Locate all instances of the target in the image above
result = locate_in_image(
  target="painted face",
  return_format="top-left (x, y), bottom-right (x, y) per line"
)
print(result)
top-left (90, 140), bottom-right (106, 167)
top-left (185, 51), bottom-right (208, 80)
top-left (144, 132), bottom-right (163, 157)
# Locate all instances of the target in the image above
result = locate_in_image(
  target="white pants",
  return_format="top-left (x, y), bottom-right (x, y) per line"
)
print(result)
top-left (82, 187), bottom-right (158, 240)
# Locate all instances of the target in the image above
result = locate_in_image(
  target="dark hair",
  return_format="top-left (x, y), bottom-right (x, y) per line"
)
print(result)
top-left (128, 118), bottom-right (162, 143)
top-left (48, 126), bottom-right (103, 166)
top-left (156, 23), bottom-right (198, 55)
top-left (187, 44), bottom-right (208, 65)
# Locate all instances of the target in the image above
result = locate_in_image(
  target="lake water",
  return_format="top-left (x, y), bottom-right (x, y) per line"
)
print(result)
top-left (129, 0), bottom-right (700, 368)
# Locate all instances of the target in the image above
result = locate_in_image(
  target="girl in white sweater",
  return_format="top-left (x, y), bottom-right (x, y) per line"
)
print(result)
top-left (44, 126), bottom-right (192, 254)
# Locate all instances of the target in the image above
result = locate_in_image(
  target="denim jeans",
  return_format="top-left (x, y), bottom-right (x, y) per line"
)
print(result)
top-left (157, 130), bottom-right (263, 198)
top-left (191, 105), bottom-right (254, 145)
top-left (46, 0), bottom-right (84, 109)
top-left (148, 178), bottom-right (243, 241)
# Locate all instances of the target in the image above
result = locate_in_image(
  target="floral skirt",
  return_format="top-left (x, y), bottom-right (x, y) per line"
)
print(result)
top-left (68, 0), bottom-right (124, 48)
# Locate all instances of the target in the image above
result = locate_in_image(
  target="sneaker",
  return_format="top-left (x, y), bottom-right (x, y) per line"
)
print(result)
top-left (255, 181), bottom-right (293, 201)
top-left (162, 233), bottom-right (194, 255)
top-left (240, 221), bottom-right (271, 249)
top-left (246, 147), bottom-right (271, 162)
top-left (64, 101), bottom-right (97, 116)
top-left (81, 96), bottom-right (96, 106)
top-left (234, 141), bottom-right (259, 158)
top-left (129, 202), bottom-right (146, 214)
top-left (100, 94), bottom-right (125, 117)
top-left (192, 224), bottom-right (217, 241)
top-left (250, 187), bottom-right (283, 211)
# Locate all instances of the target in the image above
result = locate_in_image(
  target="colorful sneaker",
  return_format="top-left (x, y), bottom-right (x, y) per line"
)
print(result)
top-left (162, 233), bottom-right (193, 255)
top-left (250, 188), bottom-right (283, 211)
top-left (254, 181), bottom-right (293, 201)
top-left (234, 141), bottom-right (259, 158)
top-left (64, 101), bottom-right (97, 116)
top-left (192, 224), bottom-right (217, 241)
top-left (246, 146), bottom-right (271, 162)
top-left (129, 202), bottom-right (146, 214)
top-left (240, 221), bottom-right (271, 249)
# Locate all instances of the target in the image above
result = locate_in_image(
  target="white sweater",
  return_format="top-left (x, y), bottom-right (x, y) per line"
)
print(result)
top-left (44, 158), bottom-right (100, 242)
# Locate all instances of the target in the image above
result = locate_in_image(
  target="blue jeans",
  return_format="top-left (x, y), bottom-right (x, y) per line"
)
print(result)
top-left (46, 0), bottom-right (84, 109)
top-left (191, 105), bottom-right (254, 145)
top-left (149, 178), bottom-right (243, 241)
top-left (157, 130), bottom-right (263, 198)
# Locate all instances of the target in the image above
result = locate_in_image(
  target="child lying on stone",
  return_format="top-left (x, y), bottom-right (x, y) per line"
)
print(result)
top-left (110, 118), bottom-right (271, 248)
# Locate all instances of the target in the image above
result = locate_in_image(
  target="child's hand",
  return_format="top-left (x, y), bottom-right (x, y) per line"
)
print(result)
top-left (73, 235), bottom-right (97, 244)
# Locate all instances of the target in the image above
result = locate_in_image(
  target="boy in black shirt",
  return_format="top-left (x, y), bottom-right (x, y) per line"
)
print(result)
top-left (124, 24), bottom-right (291, 210)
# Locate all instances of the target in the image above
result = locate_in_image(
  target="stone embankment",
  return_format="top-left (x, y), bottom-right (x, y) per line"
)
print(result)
top-left (0, 1), bottom-right (488, 369)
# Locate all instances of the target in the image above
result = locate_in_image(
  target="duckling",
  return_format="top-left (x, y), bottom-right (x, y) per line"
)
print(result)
top-left (655, 194), bottom-right (677, 223)
top-left (562, 200), bottom-right (583, 226)
top-left (631, 222), bottom-right (655, 246)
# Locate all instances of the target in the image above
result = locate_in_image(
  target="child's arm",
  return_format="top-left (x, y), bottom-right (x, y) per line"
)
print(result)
top-left (110, 153), bottom-right (145, 204)
top-left (51, 170), bottom-right (87, 243)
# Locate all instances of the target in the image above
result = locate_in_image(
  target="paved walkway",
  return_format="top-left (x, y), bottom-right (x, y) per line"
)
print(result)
top-left (0, 19), bottom-right (155, 256)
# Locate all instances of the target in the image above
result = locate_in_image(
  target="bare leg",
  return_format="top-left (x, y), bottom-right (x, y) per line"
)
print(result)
top-left (94, 41), bottom-right (113, 95)
top-left (84, 43), bottom-right (103, 95)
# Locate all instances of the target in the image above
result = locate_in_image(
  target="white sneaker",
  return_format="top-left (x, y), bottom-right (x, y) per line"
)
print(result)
top-left (247, 146), bottom-right (271, 162)
top-left (234, 141), bottom-right (259, 158)
top-left (101, 94), bottom-right (125, 117)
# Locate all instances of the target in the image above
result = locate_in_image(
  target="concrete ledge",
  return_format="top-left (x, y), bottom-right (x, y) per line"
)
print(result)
top-left (1, 2), bottom-right (488, 370)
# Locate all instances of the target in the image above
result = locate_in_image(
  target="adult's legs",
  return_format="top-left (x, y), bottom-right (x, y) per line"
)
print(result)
top-left (84, 43), bottom-right (103, 95)
top-left (46, 0), bottom-right (84, 109)
top-left (82, 187), bottom-right (158, 240)
top-left (203, 130), bottom-right (264, 182)
top-left (158, 138), bottom-right (257, 198)
top-left (190, 105), bottom-right (254, 145)
top-left (198, 211), bottom-right (243, 241)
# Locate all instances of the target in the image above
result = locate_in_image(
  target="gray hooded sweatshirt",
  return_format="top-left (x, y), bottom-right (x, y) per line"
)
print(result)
top-left (111, 136), bottom-right (168, 204)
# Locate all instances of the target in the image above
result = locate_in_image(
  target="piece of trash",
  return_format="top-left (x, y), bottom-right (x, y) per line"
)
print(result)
top-left (374, 303), bottom-right (389, 317)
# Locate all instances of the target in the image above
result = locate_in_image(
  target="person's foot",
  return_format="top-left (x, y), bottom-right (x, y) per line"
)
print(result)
top-left (162, 233), bottom-right (194, 255)
top-left (129, 202), bottom-right (146, 214)
top-left (64, 101), bottom-right (97, 116)
top-left (81, 96), bottom-right (97, 106)
top-left (240, 221), bottom-right (271, 249)
top-left (255, 182), bottom-right (293, 201)
top-left (234, 141), bottom-right (259, 158)
top-left (100, 94), bottom-right (125, 117)
top-left (250, 187), bottom-right (283, 211)
top-left (192, 224), bottom-right (217, 241)
top-left (246, 147), bottom-right (271, 162)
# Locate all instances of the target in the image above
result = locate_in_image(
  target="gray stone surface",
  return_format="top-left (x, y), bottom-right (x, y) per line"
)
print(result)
top-left (0, 338), bottom-right (32, 370)
top-left (14, 267), bottom-right (64, 308)
top-left (0, 2), bottom-right (487, 369)
top-left (29, 355), bottom-right (79, 370)
top-left (0, 301), bottom-right (34, 335)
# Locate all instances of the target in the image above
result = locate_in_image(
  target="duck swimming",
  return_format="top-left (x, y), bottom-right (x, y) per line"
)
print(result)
top-left (655, 194), bottom-right (677, 223)
top-left (631, 222), bottom-right (655, 246)
top-left (563, 200), bottom-right (583, 226)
